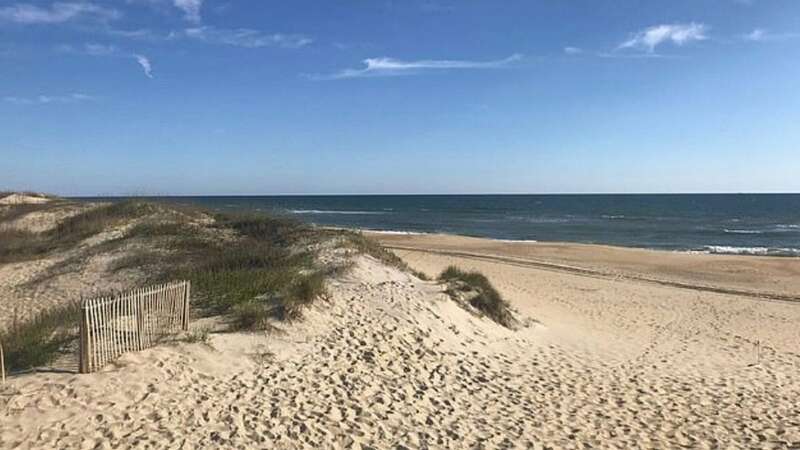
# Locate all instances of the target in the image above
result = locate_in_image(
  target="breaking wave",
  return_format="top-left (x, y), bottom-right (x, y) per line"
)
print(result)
top-left (697, 246), bottom-right (800, 257)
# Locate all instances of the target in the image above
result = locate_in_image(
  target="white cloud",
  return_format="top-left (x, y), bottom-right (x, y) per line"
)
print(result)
top-left (596, 52), bottom-right (671, 59)
top-left (744, 28), bottom-right (766, 41)
top-left (57, 43), bottom-right (153, 78)
top-left (4, 93), bottom-right (95, 105)
top-left (55, 42), bottom-right (118, 55)
top-left (134, 54), bottom-right (153, 78)
top-left (125, 0), bottom-right (202, 23)
top-left (313, 54), bottom-right (523, 80)
top-left (564, 46), bottom-right (582, 55)
top-left (173, 0), bottom-right (202, 24)
top-left (0, 2), bottom-right (119, 24)
top-left (83, 43), bottom-right (118, 55)
top-left (174, 26), bottom-right (313, 48)
top-left (743, 28), bottom-right (800, 42)
top-left (104, 27), bottom-right (160, 41)
top-left (619, 23), bottom-right (708, 53)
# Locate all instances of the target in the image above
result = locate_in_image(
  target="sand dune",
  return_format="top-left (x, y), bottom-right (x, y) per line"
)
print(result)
top-left (0, 194), bottom-right (51, 206)
top-left (2, 252), bottom-right (799, 448)
top-left (2, 231), bottom-right (800, 448)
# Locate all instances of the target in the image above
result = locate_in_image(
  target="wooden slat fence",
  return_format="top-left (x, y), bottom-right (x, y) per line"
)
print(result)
top-left (79, 281), bottom-right (190, 374)
top-left (1, 340), bottom-right (5, 384)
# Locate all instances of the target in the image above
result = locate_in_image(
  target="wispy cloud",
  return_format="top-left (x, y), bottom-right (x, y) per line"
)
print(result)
top-left (134, 54), bottom-right (153, 78)
top-left (0, 2), bottom-right (119, 24)
top-left (173, 0), bottom-right (202, 24)
top-left (619, 23), bottom-right (708, 53)
top-left (596, 52), bottom-right (674, 59)
top-left (83, 42), bottom-right (118, 56)
top-left (4, 93), bottom-right (95, 105)
top-left (126, 0), bottom-right (203, 23)
top-left (55, 42), bottom-right (118, 55)
top-left (563, 47), bottom-right (583, 55)
top-left (311, 54), bottom-right (523, 80)
top-left (103, 27), bottom-right (161, 41)
top-left (171, 26), bottom-right (313, 48)
top-left (742, 28), bottom-right (800, 42)
top-left (57, 42), bottom-right (154, 78)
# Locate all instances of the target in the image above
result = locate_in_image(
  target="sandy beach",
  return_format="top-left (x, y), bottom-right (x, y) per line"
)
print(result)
top-left (2, 205), bottom-right (799, 448)
top-left (370, 232), bottom-right (800, 446)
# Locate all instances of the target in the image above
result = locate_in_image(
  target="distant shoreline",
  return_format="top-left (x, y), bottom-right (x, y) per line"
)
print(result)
top-left (355, 228), bottom-right (800, 258)
top-left (367, 231), bottom-right (800, 302)
top-left (66, 195), bottom-right (800, 257)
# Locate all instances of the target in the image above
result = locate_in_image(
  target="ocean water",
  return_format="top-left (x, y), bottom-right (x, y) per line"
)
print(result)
top-left (101, 194), bottom-right (800, 256)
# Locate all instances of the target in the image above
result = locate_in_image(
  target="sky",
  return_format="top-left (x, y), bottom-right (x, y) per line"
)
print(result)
top-left (1, 0), bottom-right (799, 195)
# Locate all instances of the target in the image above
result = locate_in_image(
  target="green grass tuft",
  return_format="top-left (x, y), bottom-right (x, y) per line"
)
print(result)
top-left (0, 201), bottom-right (154, 264)
top-left (439, 266), bottom-right (516, 328)
top-left (412, 270), bottom-right (430, 281)
top-left (338, 231), bottom-right (409, 270)
top-left (0, 303), bottom-right (81, 373)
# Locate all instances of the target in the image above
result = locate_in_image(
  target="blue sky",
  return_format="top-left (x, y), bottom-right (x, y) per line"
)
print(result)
top-left (1, 0), bottom-right (799, 195)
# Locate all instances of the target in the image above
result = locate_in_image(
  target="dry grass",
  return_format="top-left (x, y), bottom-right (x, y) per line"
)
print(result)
top-left (0, 303), bottom-right (81, 373)
top-left (0, 199), bottom-right (411, 370)
top-left (337, 230), bottom-right (410, 270)
top-left (439, 266), bottom-right (516, 328)
top-left (116, 210), bottom-right (335, 331)
top-left (0, 201), bottom-right (153, 264)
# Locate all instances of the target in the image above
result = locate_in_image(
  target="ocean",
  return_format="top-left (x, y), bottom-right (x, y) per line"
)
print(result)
top-left (93, 194), bottom-right (800, 256)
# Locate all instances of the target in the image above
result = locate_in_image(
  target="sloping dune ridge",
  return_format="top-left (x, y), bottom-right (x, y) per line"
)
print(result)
top-left (1, 206), bottom-right (800, 448)
top-left (2, 253), bottom-right (800, 448)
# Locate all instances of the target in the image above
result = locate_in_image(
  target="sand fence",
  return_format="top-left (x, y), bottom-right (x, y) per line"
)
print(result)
top-left (79, 281), bottom-right (190, 373)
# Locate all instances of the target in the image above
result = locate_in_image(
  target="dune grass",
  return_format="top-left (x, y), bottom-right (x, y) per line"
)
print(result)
top-left (0, 201), bottom-right (401, 372)
top-left (0, 200), bottom-right (65, 223)
top-left (439, 266), bottom-right (516, 328)
top-left (0, 201), bottom-right (153, 264)
top-left (118, 211), bottom-right (334, 331)
top-left (337, 230), bottom-right (410, 270)
top-left (0, 303), bottom-right (81, 373)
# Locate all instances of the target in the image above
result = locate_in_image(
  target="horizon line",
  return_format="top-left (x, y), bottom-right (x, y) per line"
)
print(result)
top-left (64, 191), bottom-right (800, 198)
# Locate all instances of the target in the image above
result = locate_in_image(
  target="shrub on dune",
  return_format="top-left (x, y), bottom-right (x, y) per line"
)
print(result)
top-left (438, 266), bottom-right (517, 328)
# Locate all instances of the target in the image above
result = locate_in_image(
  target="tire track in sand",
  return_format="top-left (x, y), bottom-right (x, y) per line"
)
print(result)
top-left (384, 245), bottom-right (800, 305)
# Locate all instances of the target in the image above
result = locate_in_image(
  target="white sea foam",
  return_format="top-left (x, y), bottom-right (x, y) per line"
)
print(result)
top-left (289, 209), bottom-right (388, 215)
top-left (362, 229), bottom-right (429, 235)
top-left (724, 225), bottom-right (800, 234)
top-left (492, 239), bottom-right (539, 243)
top-left (698, 246), bottom-right (800, 257)
top-left (723, 229), bottom-right (763, 234)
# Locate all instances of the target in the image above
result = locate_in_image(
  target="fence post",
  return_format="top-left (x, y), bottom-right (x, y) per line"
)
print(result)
top-left (79, 281), bottom-right (191, 374)
top-left (182, 281), bottom-right (190, 331)
top-left (135, 292), bottom-right (145, 351)
top-left (1, 340), bottom-right (5, 384)
top-left (79, 301), bottom-right (90, 374)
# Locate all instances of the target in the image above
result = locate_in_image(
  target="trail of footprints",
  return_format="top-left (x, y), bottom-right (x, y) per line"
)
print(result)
top-left (3, 261), bottom-right (800, 449)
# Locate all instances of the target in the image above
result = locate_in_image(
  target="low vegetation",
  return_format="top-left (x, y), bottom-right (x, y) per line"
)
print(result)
top-left (0, 303), bottom-right (81, 373)
top-left (0, 200), bottom-right (342, 372)
top-left (439, 266), bottom-right (516, 328)
top-left (0, 197), bottom-right (469, 373)
top-left (0, 199), bottom-right (65, 224)
top-left (117, 212), bottom-right (335, 332)
top-left (0, 201), bottom-right (153, 264)
top-left (337, 230), bottom-right (410, 270)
